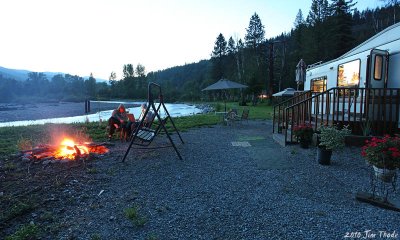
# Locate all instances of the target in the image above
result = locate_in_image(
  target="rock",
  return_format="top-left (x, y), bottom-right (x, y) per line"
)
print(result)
top-left (42, 160), bottom-right (51, 165)
top-left (42, 156), bottom-right (55, 161)
top-left (109, 216), bottom-right (116, 221)
top-left (21, 157), bottom-right (31, 163)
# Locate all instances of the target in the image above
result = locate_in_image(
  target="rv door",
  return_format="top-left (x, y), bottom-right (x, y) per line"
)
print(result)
top-left (368, 48), bottom-right (389, 88)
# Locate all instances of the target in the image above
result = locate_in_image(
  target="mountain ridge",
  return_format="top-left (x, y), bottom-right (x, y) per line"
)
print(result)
top-left (0, 66), bottom-right (107, 82)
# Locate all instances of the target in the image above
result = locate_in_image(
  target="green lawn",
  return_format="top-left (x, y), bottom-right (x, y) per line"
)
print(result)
top-left (0, 102), bottom-right (273, 158)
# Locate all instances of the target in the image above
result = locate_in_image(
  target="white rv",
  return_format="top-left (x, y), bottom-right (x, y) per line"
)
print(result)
top-left (305, 22), bottom-right (400, 93)
top-left (274, 22), bottom-right (400, 141)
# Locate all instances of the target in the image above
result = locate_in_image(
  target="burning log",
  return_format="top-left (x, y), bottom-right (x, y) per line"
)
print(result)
top-left (18, 138), bottom-right (109, 163)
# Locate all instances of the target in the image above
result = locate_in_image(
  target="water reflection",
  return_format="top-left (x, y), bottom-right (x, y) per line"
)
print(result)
top-left (0, 103), bottom-right (202, 127)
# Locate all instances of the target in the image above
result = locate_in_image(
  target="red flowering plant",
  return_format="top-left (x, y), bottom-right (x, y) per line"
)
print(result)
top-left (361, 135), bottom-right (400, 170)
top-left (293, 123), bottom-right (314, 143)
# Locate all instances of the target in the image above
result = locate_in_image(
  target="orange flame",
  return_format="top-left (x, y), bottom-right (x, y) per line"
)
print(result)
top-left (54, 138), bottom-right (89, 160)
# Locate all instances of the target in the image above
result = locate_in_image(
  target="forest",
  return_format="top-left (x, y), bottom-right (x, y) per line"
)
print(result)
top-left (0, 0), bottom-right (399, 103)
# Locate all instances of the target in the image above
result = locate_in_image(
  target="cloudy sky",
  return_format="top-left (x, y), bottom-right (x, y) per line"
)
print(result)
top-left (0, 0), bottom-right (383, 80)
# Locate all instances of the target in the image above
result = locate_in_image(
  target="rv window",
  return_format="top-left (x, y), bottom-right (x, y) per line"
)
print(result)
top-left (310, 76), bottom-right (326, 93)
top-left (374, 55), bottom-right (383, 80)
top-left (337, 59), bottom-right (360, 87)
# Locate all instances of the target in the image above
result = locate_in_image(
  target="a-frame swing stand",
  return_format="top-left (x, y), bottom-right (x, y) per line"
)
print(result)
top-left (122, 82), bottom-right (184, 162)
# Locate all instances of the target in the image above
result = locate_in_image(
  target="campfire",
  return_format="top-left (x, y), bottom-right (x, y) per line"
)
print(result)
top-left (21, 137), bottom-right (109, 163)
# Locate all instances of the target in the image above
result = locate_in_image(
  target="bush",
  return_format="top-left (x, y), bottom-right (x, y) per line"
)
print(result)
top-left (318, 125), bottom-right (351, 150)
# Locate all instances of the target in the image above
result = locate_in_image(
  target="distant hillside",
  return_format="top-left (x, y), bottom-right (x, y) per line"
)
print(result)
top-left (0, 66), bottom-right (107, 82)
top-left (0, 66), bottom-right (31, 81)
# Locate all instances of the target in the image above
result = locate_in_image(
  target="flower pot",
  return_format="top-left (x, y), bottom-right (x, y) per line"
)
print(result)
top-left (299, 140), bottom-right (310, 149)
top-left (317, 147), bottom-right (332, 165)
top-left (372, 165), bottom-right (396, 183)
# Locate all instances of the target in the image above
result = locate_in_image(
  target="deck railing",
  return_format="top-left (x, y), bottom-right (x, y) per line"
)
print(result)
top-left (272, 90), bottom-right (312, 134)
top-left (276, 87), bottom-right (400, 144)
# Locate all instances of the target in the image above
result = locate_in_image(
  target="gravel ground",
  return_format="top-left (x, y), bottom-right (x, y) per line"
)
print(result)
top-left (1, 120), bottom-right (399, 239)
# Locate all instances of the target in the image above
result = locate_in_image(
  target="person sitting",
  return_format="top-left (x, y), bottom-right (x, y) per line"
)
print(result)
top-left (137, 103), bottom-right (155, 127)
top-left (108, 104), bottom-right (132, 140)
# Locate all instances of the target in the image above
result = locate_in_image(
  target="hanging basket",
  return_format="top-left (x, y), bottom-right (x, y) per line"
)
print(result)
top-left (372, 165), bottom-right (397, 183)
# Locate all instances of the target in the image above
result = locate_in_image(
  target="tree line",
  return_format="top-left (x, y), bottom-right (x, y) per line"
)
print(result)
top-left (0, 0), bottom-right (398, 103)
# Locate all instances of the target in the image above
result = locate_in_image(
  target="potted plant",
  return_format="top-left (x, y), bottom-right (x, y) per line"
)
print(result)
top-left (317, 125), bottom-right (351, 165)
top-left (361, 135), bottom-right (400, 182)
top-left (293, 123), bottom-right (314, 148)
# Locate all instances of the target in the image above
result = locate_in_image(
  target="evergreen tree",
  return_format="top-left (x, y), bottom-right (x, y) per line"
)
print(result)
top-left (306, 0), bottom-right (330, 61)
top-left (122, 64), bottom-right (135, 98)
top-left (294, 9), bottom-right (305, 28)
top-left (307, 0), bottom-right (330, 26)
top-left (380, 0), bottom-right (400, 23)
top-left (135, 63), bottom-right (146, 98)
top-left (245, 12), bottom-right (265, 49)
top-left (330, 0), bottom-right (356, 57)
top-left (211, 33), bottom-right (227, 80)
top-left (244, 12), bottom-right (266, 98)
top-left (85, 73), bottom-right (96, 98)
top-left (227, 37), bottom-right (236, 55)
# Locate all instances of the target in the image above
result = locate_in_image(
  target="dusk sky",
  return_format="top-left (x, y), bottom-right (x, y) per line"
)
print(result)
top-left (0, 0), bottom-right (383, 80)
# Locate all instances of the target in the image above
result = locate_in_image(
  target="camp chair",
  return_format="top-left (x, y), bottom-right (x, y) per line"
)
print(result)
top-left (122, 82), bottom-right (184, 162)
top-left (240, 109), bottom-right (250, 123)
top-left (224, 110), bottom-right (239, 126)
top-left (224, 108), bottom-right (249, 126)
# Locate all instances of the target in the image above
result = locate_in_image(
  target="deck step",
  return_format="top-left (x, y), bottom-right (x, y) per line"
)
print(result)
top-left (273, 133), bottom-right (286, 147)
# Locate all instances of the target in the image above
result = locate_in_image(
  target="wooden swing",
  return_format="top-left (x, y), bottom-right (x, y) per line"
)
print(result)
top-left (122, 82), bottom-right (184, 162)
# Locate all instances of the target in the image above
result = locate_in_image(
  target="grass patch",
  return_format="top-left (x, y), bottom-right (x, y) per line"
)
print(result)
top-left (90, 233), bottom-right (102, 240)
top-left (86, 167), bottom-right (98, 174)
top-left (5, 223), bottom-right (39, 240)
top-left (1, 201), bottom-right (35, 223)
top-left (124, 205), bottom-right (147, 227)
top-left (208, 101), bottom-right (273, 120)
top-left (4, 162), bottom-right (17, 171)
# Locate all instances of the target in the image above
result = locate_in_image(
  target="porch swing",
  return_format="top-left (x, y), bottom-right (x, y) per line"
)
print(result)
top-left (122, 82), bottom-right (184, 162)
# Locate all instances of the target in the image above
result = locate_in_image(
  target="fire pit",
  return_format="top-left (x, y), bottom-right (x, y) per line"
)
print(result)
top-left (20, 138), bottom-right (109, 163)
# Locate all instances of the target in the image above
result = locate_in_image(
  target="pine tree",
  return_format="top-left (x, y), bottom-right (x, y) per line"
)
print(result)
top-left (294, 9), bottom-right (305, 28)
top-left (307, 0), bottom-right (330, 26)
top-left (86, 73), bottom-right (96, 98)
top-left (330, 0), bottom-right (356, 57)
top-left (244, 12), bottom-right (266, 98)
top-left (380, 0), bottom-right (399, 24)
top-left (227, 37), bottom-right (236, 56)
top-left (306, 0), bottom-right (330, 61)
top-left (245, 13), bottom-right (265, 49)
top-left (211, 33), bottom-right (227, 80)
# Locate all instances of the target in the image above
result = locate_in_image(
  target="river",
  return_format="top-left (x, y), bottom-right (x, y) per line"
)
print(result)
top-left (0, 101), bottom-right (203, 127)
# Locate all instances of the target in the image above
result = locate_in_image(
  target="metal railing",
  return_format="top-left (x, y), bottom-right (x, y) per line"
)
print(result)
top-left (272, 90), bottom-right (312, 134)
top-left (274, 87), bottom-right (400, 144)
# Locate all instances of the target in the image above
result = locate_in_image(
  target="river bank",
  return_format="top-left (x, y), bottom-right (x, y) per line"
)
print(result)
top-left (0, 101), bottom-right (210, 124)
top-left (0, 102), bottom-right (140, 123)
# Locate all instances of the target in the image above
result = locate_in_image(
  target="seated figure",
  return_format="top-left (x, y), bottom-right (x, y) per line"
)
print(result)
top-left (138, 103), bottom-right (155, 127)
top-left (108, 104), bottom-right (134, 140)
